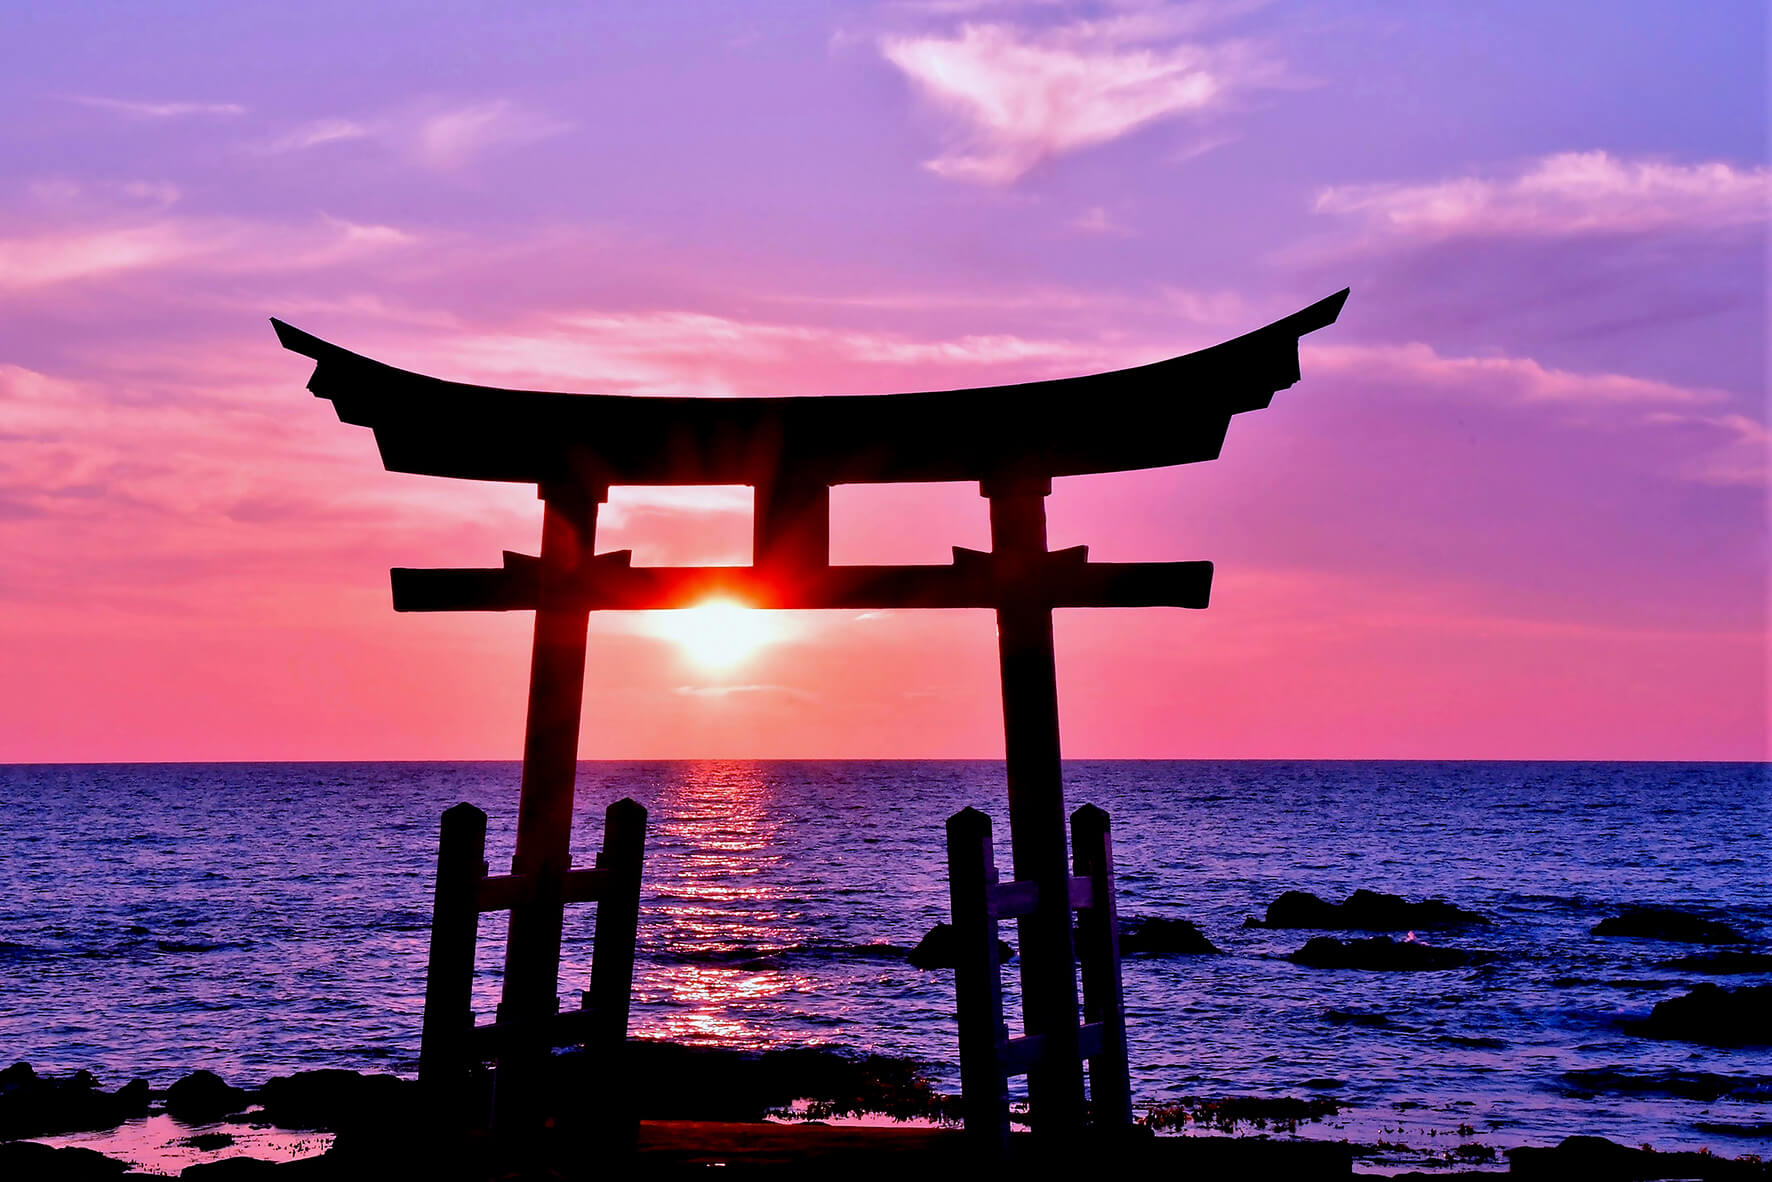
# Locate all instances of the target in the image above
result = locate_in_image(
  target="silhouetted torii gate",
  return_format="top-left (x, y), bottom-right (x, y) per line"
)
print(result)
top-left (274, 287), bottom-right (1346, 1144)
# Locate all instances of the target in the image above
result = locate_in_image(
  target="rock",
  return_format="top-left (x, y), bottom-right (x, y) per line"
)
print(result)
top-left (1118, 916), bottom-right (1219, 955)
top-left (0, 1062), bottom-right (151, 1139)
top-left (1561, 1068), bottom-right (1772, 1102)
top-left (179, 1131), bottom-right (237, 1150)
top-left (906, 923), bottom-right (1015, 970)
top-left (1592, 906), bottom-right (1747, 944)
top-left (0, 1140), bottom-right (132, 1179)
top-left (1288, 936), bottom-right (1488, 971)
top-left (1631, 983), bottom-right (1772, 1047)
top-left (256, 1069), bottom-right (417, 1132)
top-left (1657, 950), bottom-right (1772, 974)
top-left (166, 1070), bottom-right (250, 1123)
top-left (1509, 1134), bottom-right (1768, 1180)
top-left (1246, 889), bottom-right (1489, 931)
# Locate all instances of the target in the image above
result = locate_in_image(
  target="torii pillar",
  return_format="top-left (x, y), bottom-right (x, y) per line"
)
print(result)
top-left (494, 482), bottom-right (605, 1130)
top-left (986, 477), bottom-right (1088, 1134)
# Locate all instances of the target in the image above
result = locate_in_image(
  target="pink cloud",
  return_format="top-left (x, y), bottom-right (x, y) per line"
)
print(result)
top-left (68, 95), bottom-right (246, 118)
top-left (1315, 151), bottom-right (1771, 238)
top-left (0, 214), bottom-right (417, 292)
top-left (1303, 340), bottom-right (1729, 407)
top-left (880, 19), bottom-right (1278, 183)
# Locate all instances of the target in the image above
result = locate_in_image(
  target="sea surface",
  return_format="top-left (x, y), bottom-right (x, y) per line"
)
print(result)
top-left (2, 761), bottom-right (1768, 1166)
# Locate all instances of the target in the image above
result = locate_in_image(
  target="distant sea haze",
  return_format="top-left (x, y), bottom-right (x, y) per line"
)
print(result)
top-left (1, 761), bottom-right (1767, 1155)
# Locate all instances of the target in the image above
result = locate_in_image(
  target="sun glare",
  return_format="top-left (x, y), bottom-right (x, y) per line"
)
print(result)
top-left (653, 600), bottom-right (778, 670)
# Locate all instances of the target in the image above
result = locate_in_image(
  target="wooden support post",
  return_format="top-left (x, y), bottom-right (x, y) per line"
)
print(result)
top-left (420, 802), bottom-right (488, 1106)
top-left (947, 807), bottom-right (1010, 1152)
top-left (1071, 804), bottom-right (1132, 1128)
top-left (494, 483), bottom-right (603, 1133)
top-left (984, 477), bottom-right (1087, 1139)
top-left (585, 797), bottom-right (648, 1143)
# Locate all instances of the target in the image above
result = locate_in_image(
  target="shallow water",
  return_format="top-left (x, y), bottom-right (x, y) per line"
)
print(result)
top-left (1, 761), bottom-right (1767, 1163)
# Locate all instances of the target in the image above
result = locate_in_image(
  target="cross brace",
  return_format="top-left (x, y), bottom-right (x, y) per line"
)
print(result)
top-left (389, 546), bottom-right (1212, 613)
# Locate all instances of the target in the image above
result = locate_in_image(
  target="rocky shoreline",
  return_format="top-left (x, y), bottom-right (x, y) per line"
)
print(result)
top-left (4, 1048), bottom-right (1769, 1179)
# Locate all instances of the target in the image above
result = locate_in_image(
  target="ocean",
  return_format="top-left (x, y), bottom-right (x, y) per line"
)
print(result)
top-left (1, 760), bottom-right (1767, 1162)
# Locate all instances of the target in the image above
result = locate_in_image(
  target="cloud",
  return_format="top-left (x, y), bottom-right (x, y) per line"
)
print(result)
top-left (412, 100), bottom-right (571, 170)
top-left (1303, 341), bottom-right (1729, 408)
top-left (434, 308), bottom-right (1093, 394)
top-left (672, 684), bottom-right (810, 700)
top-left (880, 16), bottom-right (1278, 183)
top-left (1315, 151), bottom-right (1771, 239)
top-left (260, 117), bottom-right (373, 154)
top-left (0, 215), bottom-right (417, 292)
top-left (69, 95), bottom-right (246, 118)
top-left (1073, 205), bottom-right (1130, 234)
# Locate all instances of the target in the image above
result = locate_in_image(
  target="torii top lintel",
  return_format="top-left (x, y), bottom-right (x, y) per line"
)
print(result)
top-left (273, 289), bottom-right (1346, 492)
top-left (273, 289), bottom-right (1345, 614)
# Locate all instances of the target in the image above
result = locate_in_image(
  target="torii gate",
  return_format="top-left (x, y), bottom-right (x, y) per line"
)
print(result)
top-left (274, 287), bottom-right (1346, 1144)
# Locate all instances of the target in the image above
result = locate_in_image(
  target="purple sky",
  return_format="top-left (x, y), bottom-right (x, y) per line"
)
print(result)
top-left (0, 1), bottom-right (1765, 760)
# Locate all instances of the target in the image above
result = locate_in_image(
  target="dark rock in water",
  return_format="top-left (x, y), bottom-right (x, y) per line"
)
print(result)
top-left (1630, 983), bottom-right (1772, 1047)
top-left (256, 1069), bottom-right (417, 1131)
top-left (0, 1061), bottom-right (151, 1139)
top-left (906, 923), bottom-right (1014, 970)
top-left (1561, 1068), bottom-right (1772, 1102)
top-left (1118, 916), bottom-right (1220, 955)
top-left (179, 1131), bottom-right (237, 1150)
top-left (1323, 1009), bottom-right (1393, 1028)
top-left (1246, 889), bottom-right (1489, 931)
top-left (1658, 950), bottom-right (1772, 975)
top-left (1696, 1121), bottom-right (1772, 1139)
top-left (0, 1140), bottom-right (131, 1179)
top-left (1288, 936), bottom-right (1488, 971)
top-left (165, 1069), bottom-right (249, 1123)
top-left (1592, 906), bottom-right (1747, 944)
top-left (1509, 1134), bottom-right (1767, 1180)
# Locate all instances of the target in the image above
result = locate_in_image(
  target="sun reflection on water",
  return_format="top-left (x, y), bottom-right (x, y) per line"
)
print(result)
top-left (632, 763), bottom-right (814, 1046)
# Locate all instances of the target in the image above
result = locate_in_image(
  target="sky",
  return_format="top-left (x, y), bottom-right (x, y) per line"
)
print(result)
top-left (0, 0), bottom-right (1765, 761)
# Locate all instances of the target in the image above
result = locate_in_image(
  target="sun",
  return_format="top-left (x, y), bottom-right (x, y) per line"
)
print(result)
top-left (652, 599), bottom-right (779, 670)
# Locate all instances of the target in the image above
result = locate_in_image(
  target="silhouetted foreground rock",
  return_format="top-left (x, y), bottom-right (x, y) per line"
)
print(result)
top-left (166, 1069), bottom-right (250, 1123)
top-left (1288, 936), bottom-right (1490, 971)
top-left (0, 1062), bottom-right (149, 1139)
top-left (1246, 890), bottom-right (1489, 931)
top-left (255, 1068), bottom-right (417, 1131)
top-left (0, 1139), bottom-right (131, 1178)
top-left (1658, 951), bottom-right (1772, 974)
top-left (1630, 984), bottom-right (1772, 1046)
top-left (1118, 916), bottom-right (1220, 955)
top-left (907, 923), bottom-right (1015, 970)
top-left (1509, 1134), bottom-right (1771, 1180)
top-left (1592, 907), bottom-right (1748, 944)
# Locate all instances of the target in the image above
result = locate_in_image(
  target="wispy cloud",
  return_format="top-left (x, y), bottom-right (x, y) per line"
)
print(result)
top-left (435, 308), bottom-right (1091, 394)
top-left (672, 684), bottom-right (810, 700)
top-left (260, 117), bottom-right (373, 154)
top-left (880, 12), bottom-right (1279, 183)
top-left (1073, 205), bottom-right (1130, 234)
top-left (257, 100), bottom-right (569, 170)
top-left (1315, 151), bottom-right (1771, 239)
top-left (0, 215), bottom-right (416, 292)
top-left (1304, 341), bottom-right (1729, 407)
top-left (69, 95), bottom-right (246, 118)
top-left (412, 100), bottom-right (571, 170)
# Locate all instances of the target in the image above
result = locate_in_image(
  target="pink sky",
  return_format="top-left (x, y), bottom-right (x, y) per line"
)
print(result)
top-left (1, 2), bottom-right (1765, 760)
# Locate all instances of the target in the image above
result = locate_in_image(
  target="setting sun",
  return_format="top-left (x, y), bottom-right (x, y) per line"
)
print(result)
top-left (651, 600), bottom-right (779, 670)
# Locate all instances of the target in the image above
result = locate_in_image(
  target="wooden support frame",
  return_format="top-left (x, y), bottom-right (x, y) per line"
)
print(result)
top-left (418, 796), bottom-right (648, 1132)
top-left (945, 803), bottom-right (1132, 1154)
